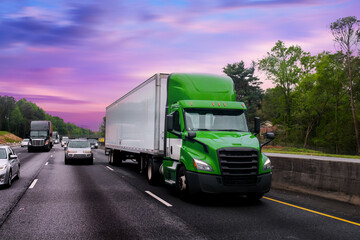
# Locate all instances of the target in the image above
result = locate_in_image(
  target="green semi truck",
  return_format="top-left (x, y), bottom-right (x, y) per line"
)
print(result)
top-left (105, 73), bottom-right (274, 199)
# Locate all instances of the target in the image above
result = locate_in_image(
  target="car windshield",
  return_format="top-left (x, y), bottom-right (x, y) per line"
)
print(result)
top-left (30, 131), bottom-right (48, 137)
top-left (88, 139), bottom-right (97, 143)
top-left (68, 141), bottom-right (90, 148)
top-left (184, 108), bottom-right (249, 132)
top-left (22, 139), bottom-right (29, 142)
top-left (0, 149), bottom-right (7, 159)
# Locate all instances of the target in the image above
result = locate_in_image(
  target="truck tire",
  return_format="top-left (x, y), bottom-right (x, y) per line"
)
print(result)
top-left (176, 165), bottom-right (192, 200)
top-left (108, 151), bottom-right (114, 165)
top-left (113, 150), bottom-right (122, 166)
top-left (147, 158), bottom-right (161, 185)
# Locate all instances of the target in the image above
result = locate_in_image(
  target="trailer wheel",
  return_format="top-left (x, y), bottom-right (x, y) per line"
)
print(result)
top-left (113, 150), bottom-right (122, 166)
top-left (147, 158), bottom-right (161, 185)
top-left (108, 151), bottom-right (114, 165)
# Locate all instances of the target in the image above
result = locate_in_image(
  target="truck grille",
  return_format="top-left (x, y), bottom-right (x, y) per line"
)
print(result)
top-left (32, 139), bottom-right (44, 146)
top-left (217, 147), bottom-right (259, 186)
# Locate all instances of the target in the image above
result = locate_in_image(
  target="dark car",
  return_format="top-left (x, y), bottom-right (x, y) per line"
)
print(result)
top-left (88, 139), bottom-right (98, 149)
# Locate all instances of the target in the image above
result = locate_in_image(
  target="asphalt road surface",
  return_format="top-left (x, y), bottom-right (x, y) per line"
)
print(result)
top-left (0, 145), bottom-right (359, 239)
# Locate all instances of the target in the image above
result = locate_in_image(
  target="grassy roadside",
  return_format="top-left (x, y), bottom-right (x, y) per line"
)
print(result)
top-left (0, 131), bottom-right (22, 144)
top-left (262, 146), bottom-right (360, 159)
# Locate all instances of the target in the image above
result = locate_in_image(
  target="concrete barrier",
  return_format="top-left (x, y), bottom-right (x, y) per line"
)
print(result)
top-left (266, 153), bottom-right (360, 206)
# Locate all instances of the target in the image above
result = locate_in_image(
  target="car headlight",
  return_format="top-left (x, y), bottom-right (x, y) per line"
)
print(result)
top-left (193, 159), bottom-right (213, 172)
top-left (0, 164), bottom-right (7, 171)
top-left (83, 150), bottom-right (92, 153)
top-left (262, 158), bottom-right (271, 171)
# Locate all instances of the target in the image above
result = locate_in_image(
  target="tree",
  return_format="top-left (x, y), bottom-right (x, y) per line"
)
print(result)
top-left (294, 53), bottom-right (345, 148)
top-left (9, 106), bottom-right (25, 137)
top-left (223, 61), bottom-right (263, 122)
top-left (0, 96), bottom-right (16, 131)
top-left (330, 16), bottom-right (360, 154)
top-left (258, 40), bottom-right (312, 136)
top-left (99, 116), bottom-right (106, 137)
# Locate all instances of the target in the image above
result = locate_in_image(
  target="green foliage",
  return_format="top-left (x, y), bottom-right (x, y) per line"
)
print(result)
top-left (258, 40), bottom-right (312, 135)
top-left (99, 116), bottom-right (106, 137)
top-left (0, 96), bottom-right (95, 138)
top-left (261, 50), bottom-right (360, 154)
top-left (330, 16), bottom-right (360, 154)
top-left (223, 61), bottom-right (263, 124)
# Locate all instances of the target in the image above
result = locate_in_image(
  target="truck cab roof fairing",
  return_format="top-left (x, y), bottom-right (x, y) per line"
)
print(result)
top-left (167, 73), bottom-right (236, 108)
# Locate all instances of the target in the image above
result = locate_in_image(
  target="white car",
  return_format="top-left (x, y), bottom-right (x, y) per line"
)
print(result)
top-left (65, 139), bottom-right (93, 165)
top-left (0, 146), bottom-right (20, 187)
top-left (21, 139), bottom-right (29, 147)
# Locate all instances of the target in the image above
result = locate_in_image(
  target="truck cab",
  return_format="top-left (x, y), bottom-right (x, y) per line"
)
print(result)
top-left (162, 74), bottom-right (273, 199)
top-left (28, 121), bottom-right (53, 152)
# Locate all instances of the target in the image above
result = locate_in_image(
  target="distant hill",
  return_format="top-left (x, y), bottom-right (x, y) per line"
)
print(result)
top-left (0, 96), bottom-right (98, 138)
top-left (0, 131), bottom-right (22, 144)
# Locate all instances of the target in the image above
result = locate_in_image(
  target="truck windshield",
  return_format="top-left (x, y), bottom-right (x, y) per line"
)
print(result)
top-left (184, 109), bottom-right (248, 132)
top-left (30, 131), bottom-right (48, 137)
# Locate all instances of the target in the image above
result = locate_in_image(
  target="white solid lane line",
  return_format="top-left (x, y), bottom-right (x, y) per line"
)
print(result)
top-left (106, 166), bottom-right (114, 171)
top-left (145, 191), bottom-right (173, 207)
top-left (29, 179), bottom-right (38, 189)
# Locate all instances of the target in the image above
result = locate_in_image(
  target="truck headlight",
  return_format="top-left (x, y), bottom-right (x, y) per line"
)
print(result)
top-left (193, 159), bottom-right (213, 172)
top-left (262, 158), bottom-right (271, 171)
top-left (45, 140), bottom-right (49, 145)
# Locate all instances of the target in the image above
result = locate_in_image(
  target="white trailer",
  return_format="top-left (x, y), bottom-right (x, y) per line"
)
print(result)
top-left (105, 73), bottom-right (169, 168)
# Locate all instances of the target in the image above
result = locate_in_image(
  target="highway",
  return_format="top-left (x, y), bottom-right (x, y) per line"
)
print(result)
top-left (0, 144), bottom-right (359, 239)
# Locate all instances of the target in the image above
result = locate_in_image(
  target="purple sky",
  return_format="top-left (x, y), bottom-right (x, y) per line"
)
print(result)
top-left (0, 0), bottom-right (359, 131)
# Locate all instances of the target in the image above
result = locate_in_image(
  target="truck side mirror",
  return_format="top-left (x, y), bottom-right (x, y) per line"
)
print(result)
top-left (166, 114), bottom-right (174, 131)
top-left (187, 131), bottom-right (196, 139)
top-left (261, 132), bottom-right (275, 149)
top-left (266, 132), bottom-right (275, 140)
top-left (254, 117), bottom-right (260, 135)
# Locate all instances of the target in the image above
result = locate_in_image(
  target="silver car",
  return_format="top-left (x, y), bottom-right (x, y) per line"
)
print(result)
top-left (65, 140), bottom-right (93, 165)
top-left (21, 139), bottom-right (29, 147)
top-left (0, 146), bottom-right (20, 187)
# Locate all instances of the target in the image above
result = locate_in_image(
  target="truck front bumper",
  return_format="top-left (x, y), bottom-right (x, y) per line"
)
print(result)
top-left (186, 171), bottom-right (272, 194)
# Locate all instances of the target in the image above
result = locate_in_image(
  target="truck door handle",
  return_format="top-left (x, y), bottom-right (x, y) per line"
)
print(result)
top-left (170, 146), bottom-right (173, 154)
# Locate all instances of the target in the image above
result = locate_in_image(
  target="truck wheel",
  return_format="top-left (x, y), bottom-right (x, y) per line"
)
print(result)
top-left (147, 158), bottom-right (161, 185)
top-left (113, 150), bottom-right (122, 166)
top-left (108, 152), bottom-right (114, 165)
top-left (176, 165), bottom-right (190, 199)
top-left (246, 193), bottom-right (264, 201)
